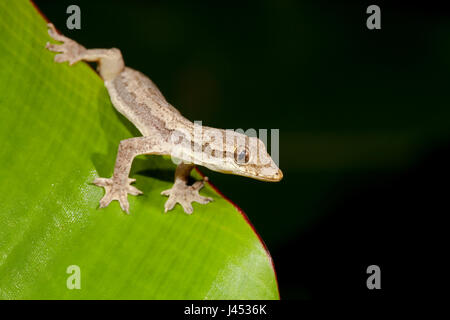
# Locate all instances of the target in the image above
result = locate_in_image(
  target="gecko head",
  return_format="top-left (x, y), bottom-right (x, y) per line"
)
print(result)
top-left (203, 130), bottom-right (283, 182)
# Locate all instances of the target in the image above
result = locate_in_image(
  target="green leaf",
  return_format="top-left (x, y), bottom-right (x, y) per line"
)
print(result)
top-left (0, 0), bottom-right (279, 299)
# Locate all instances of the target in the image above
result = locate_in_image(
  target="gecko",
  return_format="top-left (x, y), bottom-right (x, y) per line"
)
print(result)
top-left (45, 23), bottom-right (283, 214)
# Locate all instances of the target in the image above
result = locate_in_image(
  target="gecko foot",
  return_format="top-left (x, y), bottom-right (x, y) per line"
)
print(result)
top-left (93, 177), bottom-right (143, 214)
top-left (161, 178), bottom-right (213, 214)
top-left (45, 23), bottom-right (86, 65)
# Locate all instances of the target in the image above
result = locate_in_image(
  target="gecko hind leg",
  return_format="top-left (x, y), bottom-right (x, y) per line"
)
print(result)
top-left (161, 163), bottom-right (213, 214)
top-left (45, 23), bottom-right (87, 65)
top-left (45, 23), bottom-right (124, 80)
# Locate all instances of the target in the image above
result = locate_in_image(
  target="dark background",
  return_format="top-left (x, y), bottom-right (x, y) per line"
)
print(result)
top-left (34, 0), bottom-right (449, 299)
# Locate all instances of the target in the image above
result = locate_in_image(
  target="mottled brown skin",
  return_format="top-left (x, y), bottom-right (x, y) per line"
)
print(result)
top-left (46, 23), bottom-right (283, 214)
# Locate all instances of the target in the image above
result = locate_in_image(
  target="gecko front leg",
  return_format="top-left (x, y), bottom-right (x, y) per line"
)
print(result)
top-left (94, 136), bottom-right (166, 214)
top-left (161, 163), bottom-right (213, 214)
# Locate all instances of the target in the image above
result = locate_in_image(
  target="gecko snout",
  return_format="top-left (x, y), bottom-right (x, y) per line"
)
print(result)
top-left (275, 169), bottom-right (283, 181)
top-left (267, 169), bottom-right (283, 182)
top-left (258, 168), bottom-right (283, 182)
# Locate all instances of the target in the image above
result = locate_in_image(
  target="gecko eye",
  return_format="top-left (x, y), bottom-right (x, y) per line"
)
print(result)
top-left (234, 147), bottom-right (250, 164)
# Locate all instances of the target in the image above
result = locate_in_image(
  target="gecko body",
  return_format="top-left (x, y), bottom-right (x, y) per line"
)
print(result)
top-left (45, 24), bottom-right (282, 214)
